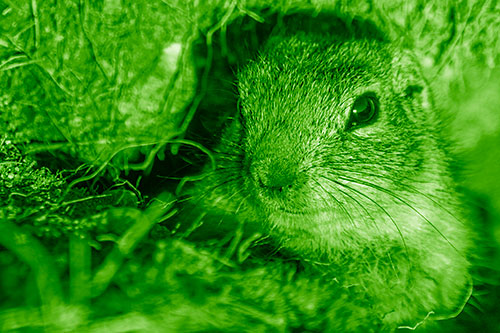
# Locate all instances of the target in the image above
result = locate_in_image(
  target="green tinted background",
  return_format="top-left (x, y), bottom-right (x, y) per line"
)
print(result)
top-left (0, 0), bottom-right (499, 331)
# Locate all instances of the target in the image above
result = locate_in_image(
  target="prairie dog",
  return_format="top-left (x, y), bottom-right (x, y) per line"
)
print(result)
top-left (185, 13), bottom-right (473, 330)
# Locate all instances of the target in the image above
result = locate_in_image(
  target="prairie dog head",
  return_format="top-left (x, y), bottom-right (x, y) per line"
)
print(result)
top-left (206, 32), bottom-right (467, 260)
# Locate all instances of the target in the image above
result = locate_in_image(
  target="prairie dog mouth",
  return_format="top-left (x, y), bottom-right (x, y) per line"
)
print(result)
top-left (277, 206), bottom-right (307, 215)
top-left (257, 194), bottom-right (321, 216)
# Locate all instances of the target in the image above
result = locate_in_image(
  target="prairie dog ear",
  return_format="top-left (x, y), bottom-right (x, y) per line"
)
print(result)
top-left (404, 84), bottom-right (424, 97)
top-left (391, 49), bottom-right (428, 94)
top-left (390, 48), bottom-right (435, 124)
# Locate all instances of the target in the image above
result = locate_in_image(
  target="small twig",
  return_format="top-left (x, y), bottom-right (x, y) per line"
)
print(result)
top-left (398, 311), bottom-right (434, 330)
top-left (91, 193), bottom-right (175, 297)
top-left (69, 234), bottom-right (91, 310)
top-left (78, 0), bottom-right (110, 81)
top-left (171, 1), bottom-right (237, 155)
top-left (30, 0), bottom-right (40, 50)
top-left (0, 219), bottom-right (64, 324)
top-left (59, 194), bottom-right (112, 207)
top-left (0, 54), bottom-right (28, 68)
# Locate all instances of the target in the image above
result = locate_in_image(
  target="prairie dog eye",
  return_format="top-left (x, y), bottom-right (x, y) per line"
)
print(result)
top-left (347, 93), bottom-right (378, 129)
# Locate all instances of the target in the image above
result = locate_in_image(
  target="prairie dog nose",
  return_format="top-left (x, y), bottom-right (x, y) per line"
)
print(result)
top-left (253, 160), bottom-right (299, 192)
